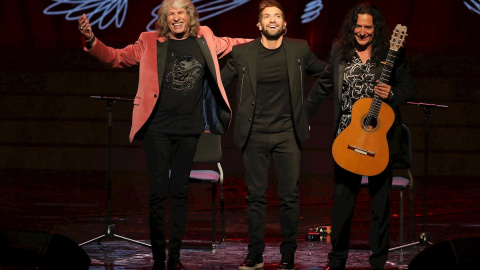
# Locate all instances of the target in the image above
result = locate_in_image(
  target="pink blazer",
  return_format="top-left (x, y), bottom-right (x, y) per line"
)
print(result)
top-left (87, 26), bottom-right (250, 142)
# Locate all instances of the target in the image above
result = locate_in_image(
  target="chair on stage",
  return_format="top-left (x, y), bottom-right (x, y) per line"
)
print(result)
top-left (188, 132), bottom-right (225, 248)
top-left (361, 124), bottom-right (415, 248)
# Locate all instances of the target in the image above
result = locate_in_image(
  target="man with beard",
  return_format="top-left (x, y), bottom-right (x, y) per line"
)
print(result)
top-left (221, 1), bottom-right (327, 269)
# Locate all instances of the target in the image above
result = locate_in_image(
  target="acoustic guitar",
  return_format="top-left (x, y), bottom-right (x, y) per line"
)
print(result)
top-left (331, 24), bottom-right (408, 176)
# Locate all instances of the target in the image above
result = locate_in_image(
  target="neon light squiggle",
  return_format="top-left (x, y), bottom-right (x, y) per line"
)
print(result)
top-left (302, 0), bottom-right (323, 24)
top-left (147, 0), bottom-right (250, 31)
top-left (465, 0), bottom-right (480, 15)
top-left (44, 0), bottom-right (323, 32)
top-left (44, 0), bottom-right (128, 30)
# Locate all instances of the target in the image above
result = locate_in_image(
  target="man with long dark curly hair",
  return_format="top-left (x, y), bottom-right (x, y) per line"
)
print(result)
top-left (307, 3), bottom-right (416, 270)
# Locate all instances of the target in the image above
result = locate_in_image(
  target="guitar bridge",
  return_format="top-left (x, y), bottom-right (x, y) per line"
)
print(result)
top-left (347, 145), bottom-right (376, 157)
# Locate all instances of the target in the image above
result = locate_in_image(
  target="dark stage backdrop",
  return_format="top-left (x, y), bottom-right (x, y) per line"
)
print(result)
top-left (2, 0), bottom-right (480, 54)
top-left (1, 0), bottom-right (480, 180)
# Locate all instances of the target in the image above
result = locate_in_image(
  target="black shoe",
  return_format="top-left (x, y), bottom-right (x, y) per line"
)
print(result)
top-left (238, 253), bottom-right (264, 270)
top-left (167, 257), bottom-right (185, 270)
top-left (152, 261), bottom-right (166, 270)
top-left (277, 254), bottom-right (295, 270)
top-left (152, 260), bottom-right (165, 270)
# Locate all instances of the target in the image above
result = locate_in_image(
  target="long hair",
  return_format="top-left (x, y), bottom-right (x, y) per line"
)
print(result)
top-left (258, 0), bottom-right (285, 21)
top-left (336, 3), bottom-right (390, 64)
top-left (156, 0), bottom-right (200, 38)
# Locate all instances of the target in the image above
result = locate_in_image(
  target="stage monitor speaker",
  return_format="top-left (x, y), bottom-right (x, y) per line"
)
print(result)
top-left (409, 237), bottom-right (480, 270)
top-left (0, 229), bottom-right (91, 270)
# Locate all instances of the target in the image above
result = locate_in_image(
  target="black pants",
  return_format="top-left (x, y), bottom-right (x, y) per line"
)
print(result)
top-left (143, 132), bottom-right (199, 261)
top-left (328, 163), bottom-right (393, 269)
top-left (243, 131), bottom-right (301, 256)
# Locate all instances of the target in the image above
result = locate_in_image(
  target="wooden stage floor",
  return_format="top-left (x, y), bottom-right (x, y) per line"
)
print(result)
top-left (1, 170), bottom-right (480, 269)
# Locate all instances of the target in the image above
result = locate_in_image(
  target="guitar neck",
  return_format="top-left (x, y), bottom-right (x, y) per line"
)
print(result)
top-left (378, 49), bottom-right (398, 85)
top-left (369, 49), bottom-right (398, 118)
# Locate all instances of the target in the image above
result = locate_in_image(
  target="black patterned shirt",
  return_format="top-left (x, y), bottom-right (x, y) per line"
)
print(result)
top-left (337, 53), bottom-right (377, 136)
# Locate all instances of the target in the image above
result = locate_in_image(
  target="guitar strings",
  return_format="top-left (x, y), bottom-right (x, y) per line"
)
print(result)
top-left (356, 50), bottom-right (396, 149)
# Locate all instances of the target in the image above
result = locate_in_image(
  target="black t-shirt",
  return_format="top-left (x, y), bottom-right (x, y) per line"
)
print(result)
top-left (252, 42), bottom-right (293, 133)
top-left (149, 37), bottom-right (206, 135)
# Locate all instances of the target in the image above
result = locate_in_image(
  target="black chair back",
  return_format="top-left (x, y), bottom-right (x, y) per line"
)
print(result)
top-left (193, 132), bottom-right (222, 163)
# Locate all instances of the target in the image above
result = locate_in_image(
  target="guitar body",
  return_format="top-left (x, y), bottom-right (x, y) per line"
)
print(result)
top-left (332, 98), bottom-right (395, 176)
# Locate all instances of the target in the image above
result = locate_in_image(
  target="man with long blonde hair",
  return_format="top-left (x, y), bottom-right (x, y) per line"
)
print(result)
top-left (77, 0), bottom-right (251, 269)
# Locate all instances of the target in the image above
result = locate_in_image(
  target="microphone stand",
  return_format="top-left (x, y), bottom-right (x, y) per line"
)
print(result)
top-left (80, 96), bottom-right (151, 248)
top-left (389, 101), bottom-right (448, 251)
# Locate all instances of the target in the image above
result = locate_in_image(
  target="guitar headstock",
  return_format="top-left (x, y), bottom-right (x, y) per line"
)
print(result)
top-left (390, 24), bottom-right (407, 51)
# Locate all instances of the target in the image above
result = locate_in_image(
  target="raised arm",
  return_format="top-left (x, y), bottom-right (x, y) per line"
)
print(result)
top-left (199, 26), bottom-right (253, 59)
top-left (77, 14), bottom-right (145, 68)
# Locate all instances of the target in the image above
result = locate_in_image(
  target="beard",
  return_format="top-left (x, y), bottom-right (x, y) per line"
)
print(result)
top-left (261, 27), bottom-right (283, 40)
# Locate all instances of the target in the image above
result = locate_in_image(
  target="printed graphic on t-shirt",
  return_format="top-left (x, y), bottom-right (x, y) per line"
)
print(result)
top-left (166, 55), bottom-right (203, 93)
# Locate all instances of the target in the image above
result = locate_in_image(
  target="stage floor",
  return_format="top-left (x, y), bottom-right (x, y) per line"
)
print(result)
top-left (1, 170), bottom-right (480, 269)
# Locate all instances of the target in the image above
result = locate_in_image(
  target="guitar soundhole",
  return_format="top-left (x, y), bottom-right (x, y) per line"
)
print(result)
top-left (363, 117), bottom-right (378, 131)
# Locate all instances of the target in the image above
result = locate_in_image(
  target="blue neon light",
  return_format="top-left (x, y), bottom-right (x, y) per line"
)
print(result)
top-left (44, 0), bottom-right (323, 31)
top-left (44, 0), bottom-right (128, 30)
top-left (147, 0), bottom-right (250, 31)
top-left (302, 0), bottom-right (323, 24)
top-left (465, 0), bottom-right (480, 15)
